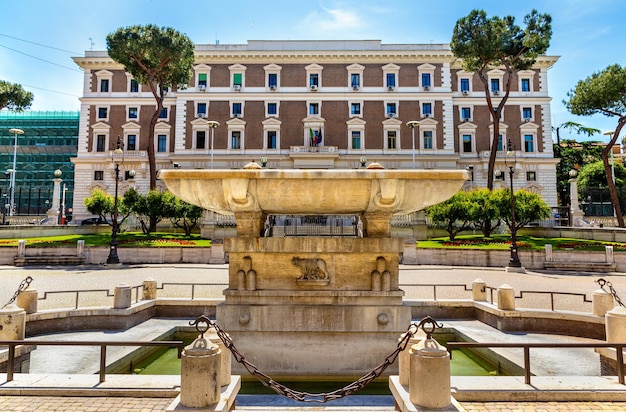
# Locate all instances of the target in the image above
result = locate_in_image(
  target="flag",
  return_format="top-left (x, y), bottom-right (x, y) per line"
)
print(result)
top-left (309, 127), bottom-right (314, 146)
top-left (317, 128), bottom-right (323, 146)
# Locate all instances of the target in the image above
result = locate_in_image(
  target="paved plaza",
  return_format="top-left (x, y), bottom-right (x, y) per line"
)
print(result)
top-left (1, 263), bottom-right (626, 411)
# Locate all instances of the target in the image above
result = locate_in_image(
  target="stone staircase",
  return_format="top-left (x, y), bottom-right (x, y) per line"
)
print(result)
top-left (14, 255), bottom-right (86, 267)
top-left (543, 261), bottom-right (617, 272)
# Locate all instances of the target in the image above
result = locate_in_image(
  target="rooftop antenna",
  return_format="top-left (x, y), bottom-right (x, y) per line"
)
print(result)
top-left (89, 37), bottom-right (94, 51)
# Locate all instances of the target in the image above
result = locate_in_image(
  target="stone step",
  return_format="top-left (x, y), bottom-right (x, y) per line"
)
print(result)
top-left (14, 256), bottom-right (86, 267)
top-left (543, 261), bottom-right (617, 272)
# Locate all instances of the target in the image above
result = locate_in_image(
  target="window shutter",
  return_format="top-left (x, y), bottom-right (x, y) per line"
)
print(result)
top-left (233, 73), bottom-right (242, 85)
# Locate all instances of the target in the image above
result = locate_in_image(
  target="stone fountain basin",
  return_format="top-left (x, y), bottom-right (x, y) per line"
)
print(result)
top-left (158, 169), bottom-right (469, 215)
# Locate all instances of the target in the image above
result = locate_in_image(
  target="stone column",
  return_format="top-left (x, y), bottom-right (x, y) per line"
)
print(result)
top-left (592, 288), bottom-right (614, 317)
top-left (545, 244), bottom-right (553, 262)
top-left (113, 283), bottom-right (132, 309)
top-left (362, 212), bottom-right (393, 237)
top-left (77, 240), bottom-right (85, 257)
top-left (207, 327), bottom-right (232, 387)
top-left (234, 211), bottom-right (266, 238)
top-left (606, 246), bottom-right (614, 264)
top-left (17, 240), bottom-right (26, 257)
top-left (0, 304), bottom-right (26, 340)
top-left (180, 336), bottom-right (222, 408)
top-left (569, 176), bottom-right (584, 226)
top-left (472, 279), bottom-right (487, 301)
top-left (16, 286), bottom-right (38, 314)
top-left (47, 175), bottom-right (62, 220)
top-left (142, 278), bottom-right (157, 300)
top-left (409, 338), bottom-right (451, 409)
top-left (605, 307), bottom-right (626, 343)
top-left (398, 331), bottom-right (425, 386)
top-left (497, 284), bottom-right (516, 310)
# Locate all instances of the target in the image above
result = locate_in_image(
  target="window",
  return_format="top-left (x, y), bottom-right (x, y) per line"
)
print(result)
top-left (100, 79), bottom-right (109, 93)
top-left (159, 107), bottom-right (168, 119)
top-left (526, 171), bottom-right (537, 181)
top-left (387, 130), bottom-right (397, 149)
top-left (128, 107), bottom-right (138, 119)
top-left (421, 73), bottom-right (431, 88)
top-left (157, 135), bottom-right (167, 153)
top-left (497, 134), bottom-right (504, 151)
top-left (309, 103), bottom-right (319, 115)
top-left (233, 73), bottom-right (242, 87)
top-left (98, 107), bottom-right (108, 119)
top-left (232, 103), bottom-right (242, 117)
top-left (491, 78), bottom-right (500, 93)
top-left (197, 103), bottom-right (207, 116)
top-left (423, 131), bottom-right (433, 149)
top-left (462, 134), bottom-right (472, 153)
top-left (460, 78), bottom-right (470, 92)
top-left (309, 73), bottom-right (319, 88)
top-left (267, 130), bottom-right (277, 149)
top-left (96, 135), bottom-right (106, 152)
top-left (524, 134), bottom-right (535, 152)
top-left (94, 171), bottom-right (104, 181)
top-left (522, 107), bottom-right (532, 120)
top-left (386, 73), bottom-right (396, 88)
top-left (231, 131), bottom-right (241, 149)
top-left (127, 134), bottom-right (137, 151)
top-left (130, 79), bottom-right (139, 93)
top-left (196, 131), bottom-right (206, 150)
top-left (268, 73), bottom-right (277, 88)
top-left (422, 102), bottom-right (432, 117)
top-left (267, 102), bottom-right (277, 116)
top-left (521, 78), bottom-right (531, 92)
top-left (198, 73), bottom-right (207, 88)
top-left (350, 102), bottom-right (361, 116)
top-left (351, 131), bottom-right (361, 149)
top-left (351, 73), bottom-right (360, 89)
top-left (461, 107), bottom-right (471, 121)
top-left (386, 102), bottom-right (397, 117)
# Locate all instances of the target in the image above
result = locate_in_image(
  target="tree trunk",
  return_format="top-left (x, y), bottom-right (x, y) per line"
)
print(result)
top-left (602, 119), bottom-right (626, 227)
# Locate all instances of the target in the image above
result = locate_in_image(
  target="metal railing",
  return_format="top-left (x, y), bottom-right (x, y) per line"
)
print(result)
top-left (157, 282), bottom-right (227, 300)
top-left (447, 341), bottom-right (625, 385)
top-left (0, 339), bottom-right (183, 383)
top-left (399, 283), bottom-right (472, 300)
top-left (38, 285), bottom-right (143, 309)
top-left (482, 285), bottom-right (592, 311)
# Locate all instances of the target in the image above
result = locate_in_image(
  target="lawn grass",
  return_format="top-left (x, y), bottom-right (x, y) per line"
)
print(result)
top-left (0, 232), bottom-right (211, 248)
top-left (417, 234), bottom-right (626, 252)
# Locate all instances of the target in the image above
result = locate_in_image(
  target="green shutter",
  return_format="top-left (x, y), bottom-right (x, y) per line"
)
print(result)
top-left (198, 73), bottom-right (207, 81)
top-left (233, 73), bottom-right (242, 86)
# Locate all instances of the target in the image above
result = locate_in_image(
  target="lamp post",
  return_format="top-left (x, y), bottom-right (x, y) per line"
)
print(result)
top-left (505, 140), bottom-right (522, 270)
top-left (406, 121), bottom-right (420, 169)
top-left (107, 136), bottom-right (124, 264)
top-left (207, 121), bottom-right (220, 169)
top-left (8, 128), bottom-right (24, 216)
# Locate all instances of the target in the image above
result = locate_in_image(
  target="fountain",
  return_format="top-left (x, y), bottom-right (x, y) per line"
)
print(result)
top-left (159, 165), bottom-right (469, 378)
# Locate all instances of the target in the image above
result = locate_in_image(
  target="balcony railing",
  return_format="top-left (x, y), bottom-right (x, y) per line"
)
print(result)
top-left (290, 146), bottom-right (338, 153)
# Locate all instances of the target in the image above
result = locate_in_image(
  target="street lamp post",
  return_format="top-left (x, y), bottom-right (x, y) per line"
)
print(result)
top-left (107, 136), bottom-right (124, 264)
top-left (8, 128), bottom-right (24, 216)
top-left (505, 140), bottom-right (523, 270)
top-left (207, 121), bottom-right (220, 169)
top-left (406, 121), bottom-right (420, 169)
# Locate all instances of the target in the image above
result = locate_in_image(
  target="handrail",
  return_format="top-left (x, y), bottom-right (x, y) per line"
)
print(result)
top-left (0, 339), bottom-right (184, 383)
top-left (447, 341), bottom-right (625, 385)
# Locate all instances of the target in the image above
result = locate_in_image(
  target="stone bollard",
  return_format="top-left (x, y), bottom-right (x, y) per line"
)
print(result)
top-left (237, 270), bottom-right (246, 291)
top-left (142, 278), bottom-right (157, 300)
top-left (113, 283), bottom-right (132, 309)
top-left (76, 239), bottom-right (85, 257)
top-left (472, 278), bottom-right (487, 301)
top-left (399, 330), bottom-right (425, 386)
top-left (592, 288), bottom-right (614, 317)
top-left (207, 326), bottom-right (232, 387)
top-left (0, 304), bottom-right (26, 340)
top-left (545, 244), bottom-right (553, 262)
top-left (371, 270), bottom-right (381, 291)
top-left (409, 338), bottom-right (451, 409)
top-left (606, 246), bottom-right (614, 264)
top-left (16, 286), bottom-right (38, 314)
top-left (180, 336), bottom-right (222, 408)
top-left (605, 306), bottom-right (626, 343)
top-left (17, 240), bottom-right (26, 257)
top-left (497, 284), bottom-right (516, 310)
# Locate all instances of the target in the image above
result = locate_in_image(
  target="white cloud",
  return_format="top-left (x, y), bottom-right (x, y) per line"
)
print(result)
top-left (298, 5), bottom-right (366, 37)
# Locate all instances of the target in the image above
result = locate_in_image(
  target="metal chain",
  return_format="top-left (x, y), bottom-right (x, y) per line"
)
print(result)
top-left (191, 315), bottom-right (442, 403)
top-left (597, 278), bottom-right (625, 307)
top-left (2, 276), bottom-right (33, 308)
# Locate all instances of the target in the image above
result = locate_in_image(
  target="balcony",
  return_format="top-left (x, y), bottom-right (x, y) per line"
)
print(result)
top-left (289, 146), bottom-right (339, 168)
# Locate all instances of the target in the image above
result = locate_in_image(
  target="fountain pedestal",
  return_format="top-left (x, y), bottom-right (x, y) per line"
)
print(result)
top-left (160, 168), bottom-right (469, 378)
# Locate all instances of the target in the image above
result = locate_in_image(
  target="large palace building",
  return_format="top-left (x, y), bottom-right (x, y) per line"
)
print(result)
top-left (71, 40), bottom-right (559, 221)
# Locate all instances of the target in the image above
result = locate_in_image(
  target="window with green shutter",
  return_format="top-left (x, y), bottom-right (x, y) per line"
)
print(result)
top-left (198, 73), bottom-right (207, 87)
top-left (233, 73), bottom-right (242, 86)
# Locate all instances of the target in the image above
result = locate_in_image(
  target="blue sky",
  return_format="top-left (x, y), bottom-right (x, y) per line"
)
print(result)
top-left (0, 0), bottom-right (624, 142)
